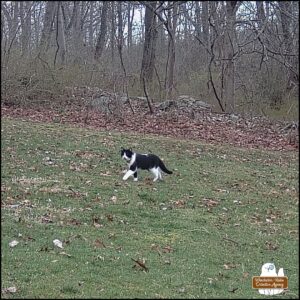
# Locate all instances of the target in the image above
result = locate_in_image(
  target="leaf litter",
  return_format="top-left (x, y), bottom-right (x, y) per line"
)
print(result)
top-left (2, 102), bottom-right (298, 151)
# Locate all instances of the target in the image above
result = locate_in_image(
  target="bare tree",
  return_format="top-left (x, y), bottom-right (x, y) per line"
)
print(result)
top-left (20, 1), bottom-right (32, 57)
top-left (94, 1), bottom-right (108, 61)
top-left (55, 2), bottom-right (66, 65)
top-left (201, 1), bottom-right (209, 52)
top-left (110, 1), bottom-right (116, 62)
top-left (1, 0), bottom-right (298, 119)
top-left (166, 1), bottom-right (178, 99)
top-left (278, 1), bottom-right (295, 89)
top-left (256, 1), bottom-right (266, 31)
top-left (140, 1), bottom-right (157, 84)
top-left (88, 1), bottom-right (94, 47)
top-left (221, 1), bottom-right (239, 113)
top-left (38, 1), bottom-right (56, 58)
top-left (127, 2), bottom-right (135, 48)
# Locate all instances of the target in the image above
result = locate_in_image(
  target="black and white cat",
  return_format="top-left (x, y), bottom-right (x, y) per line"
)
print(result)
top-left (121, 148), bottom-right (172, 182)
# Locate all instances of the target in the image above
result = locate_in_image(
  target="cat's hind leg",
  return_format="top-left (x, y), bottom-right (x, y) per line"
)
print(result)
top-left (158, 168), bottom-right (163, 180)
top-left (150, 168), bottom-right (159, 182)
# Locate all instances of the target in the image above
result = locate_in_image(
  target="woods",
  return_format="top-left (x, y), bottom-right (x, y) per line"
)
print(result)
top-left (1, 2), bottom-right (299, 298)
top-left (1, 1), bottom-right (299, 117)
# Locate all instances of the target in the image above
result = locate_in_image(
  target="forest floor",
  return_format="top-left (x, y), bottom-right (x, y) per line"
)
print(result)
top-left (1, 118), bottom-right (298, 298)
top-left (1, 94), bottom-right (298, 152)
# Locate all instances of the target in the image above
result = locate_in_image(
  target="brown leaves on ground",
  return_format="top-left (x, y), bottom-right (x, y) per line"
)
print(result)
top-left (92, 216), bottom-right (104, 228)
top-left (201, 198), bottom-right (220, 212)
top-left (41, 213), bottom-right (53, 224)
top-left (68, 218), bottom-right (82, 226)
top-left (265, 241), bottom-right (279, 251)
top-left (223, 263), bottom-right (239, 270)
top-left (2, 101), bottom-right (298, 151)
top-left (131, 258), bottom-right (149, 272)
top-left (151, 244), bottom-right (174, 256)
top-left (94, 239), bottom-right (106, 249)
top-left (2, 286), bottom-right (17, 294)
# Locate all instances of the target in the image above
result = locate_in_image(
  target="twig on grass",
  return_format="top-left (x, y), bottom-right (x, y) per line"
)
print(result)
top-left (222, 237), bottom-right (240, 245)
top-left (131, 258), bottom-right (149, 272)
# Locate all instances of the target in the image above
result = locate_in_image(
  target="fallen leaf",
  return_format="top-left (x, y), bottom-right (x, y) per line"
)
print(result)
top-left (131, 258), bottom-right (148, 272)
top-left (174, 200), bottom-right (185, 208)
top-left (94, 239), bottom-right (106, 248)
top-left (110, 196), bottom-right (117, 203)
top-left (223, 263), bottom-right (238, 270)
top-left (39, 246), bottom-right (49, 252)
top-left (93, 217), bottom-right (103, 228)
top-left (106, 214), bottom-right (114, 222)
top-left (53, 239), bottom-right (63, 249)
top-left (69, 218), bottom-right (81, 226)
top-left (202, 198), bottom-right (220, 208)
top-left (9, 240), bottom-right (19, 248)
top-left (100, 172), bottom-right (111, 177)
top-left (41, 213), bottom-right (53, 223)
top-left (228, 287), bottom-right (238, 293)
top-left (162, 245), bottom-right (173, 253)
top-left (2, 286), bottom-right (17, 294)
top-left (151, 244), bottom-right (162, 256)
top-left (265, 241), bottom-right (278, 250)
top-left (59, 251), bottom-right (72, 257)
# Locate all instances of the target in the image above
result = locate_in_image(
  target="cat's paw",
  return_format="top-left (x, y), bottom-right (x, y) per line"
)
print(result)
top-left (133, 178), bottom-right (138, 182)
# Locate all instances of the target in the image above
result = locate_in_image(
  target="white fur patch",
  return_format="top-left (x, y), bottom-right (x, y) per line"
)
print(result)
top-left (122, 153), bottom-right (130, 161)
top-left (150, 167), bottom-right (161, 182)
top-left (128, 153), bottom-right (136, 167)
top-left (123, 169), bottom-right (135, 180)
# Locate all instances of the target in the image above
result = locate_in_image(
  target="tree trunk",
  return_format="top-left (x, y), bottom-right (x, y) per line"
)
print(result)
top-left (201, 1), bottom-right (209, 46)
top-left (201, 1), bottom-right (209, 64)
top-left (117, 2), bottom-right (123, 50)
top-left (38, 1), bottom-right (56, 57)
top-left (256, 1), bottom-right (266, 30)
top-left (157, 3), bottom-right (165, 50)
top-left (222, 1), bottom-right (238, 113)
top-left (1, 3), bottom-right (3, 46)
top-left (20, 1), bottom-right (31, 57)
top-left (195, 1), bottom-right (201, 38)
top-left (140, 1), bottom-right (157, 85)
top-left (278, 1), bottom-right (295, 90)
top-left (110, 1), bottom-right (115, 62)
top-left (166, 2), bottom-right (178, 100)
top-left (55, 2), bottom-right (66, 65)
top-left (94, 1), bottom-right (108, 61)
top-left (127, 2), bottom-right (134, 48)
top-left (88, 1), bottom-right (94, 47)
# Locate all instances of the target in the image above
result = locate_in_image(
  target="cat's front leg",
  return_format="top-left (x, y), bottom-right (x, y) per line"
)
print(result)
top-left (123, 169), bottom-right (135, 181)
top-left (133, 171), bottom-right (138, 181)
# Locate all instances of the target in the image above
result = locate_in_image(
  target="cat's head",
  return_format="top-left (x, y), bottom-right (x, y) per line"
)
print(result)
top-left (121, 148), bottom-right (133, 161)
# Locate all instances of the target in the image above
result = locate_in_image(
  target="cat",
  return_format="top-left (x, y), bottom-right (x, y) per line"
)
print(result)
top-left (121, 148), bottom-right (172, 182)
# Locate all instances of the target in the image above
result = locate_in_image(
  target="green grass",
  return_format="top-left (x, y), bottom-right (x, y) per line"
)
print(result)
top-left (1, 118), bottom-right (298, 299)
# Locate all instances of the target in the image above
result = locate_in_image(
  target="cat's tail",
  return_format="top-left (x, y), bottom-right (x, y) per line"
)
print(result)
top-left (159, 160), bottom-right (173, 174)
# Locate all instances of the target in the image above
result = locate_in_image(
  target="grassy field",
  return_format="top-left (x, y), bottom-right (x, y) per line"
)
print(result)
top-left (1, 117), bottom-right (298, 299)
